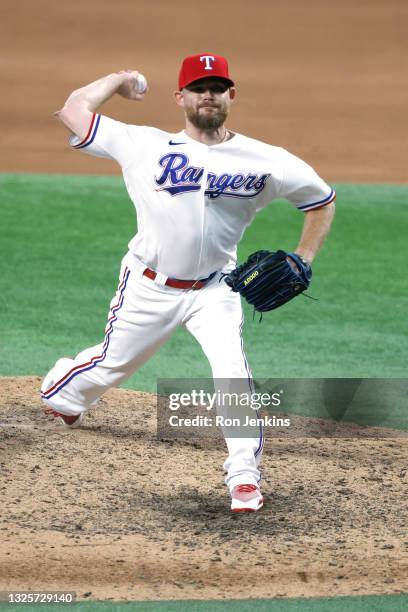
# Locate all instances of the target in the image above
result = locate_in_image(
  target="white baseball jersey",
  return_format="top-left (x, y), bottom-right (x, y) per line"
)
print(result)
top-left (43, 110), bottom-right (335, 493)
top-left (70, 113), bottom-right (335, 279)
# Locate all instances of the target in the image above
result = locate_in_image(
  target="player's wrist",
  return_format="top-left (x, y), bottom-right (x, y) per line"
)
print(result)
top-left (294, 251), bottom-right (313, 265)
top-left (110, 72), bottom-right (128, 89)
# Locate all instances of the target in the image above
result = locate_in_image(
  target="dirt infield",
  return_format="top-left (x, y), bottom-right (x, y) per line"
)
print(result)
top-left (1, 377), bottom-right (407, 601)
top-left (1, 0), bottom-right (407, 182)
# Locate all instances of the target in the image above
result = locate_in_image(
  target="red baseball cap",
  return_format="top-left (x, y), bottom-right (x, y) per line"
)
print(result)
top-left (178, 54), bottom-right (234, 90)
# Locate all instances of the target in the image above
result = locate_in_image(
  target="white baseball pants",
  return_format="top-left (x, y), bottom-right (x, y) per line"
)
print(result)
top-left (41, 252), bottom-right (263, 491)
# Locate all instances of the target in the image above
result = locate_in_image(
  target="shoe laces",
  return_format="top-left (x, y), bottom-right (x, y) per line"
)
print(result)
top-left (235, 484), bottom-right (258, 493)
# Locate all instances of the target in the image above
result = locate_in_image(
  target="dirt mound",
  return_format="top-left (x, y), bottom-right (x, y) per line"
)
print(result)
top-left (0, 376), bottom-right (407, 601)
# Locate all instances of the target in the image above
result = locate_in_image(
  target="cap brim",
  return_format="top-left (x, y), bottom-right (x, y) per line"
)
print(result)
top-left (181, 75), bottom-right (235, 90)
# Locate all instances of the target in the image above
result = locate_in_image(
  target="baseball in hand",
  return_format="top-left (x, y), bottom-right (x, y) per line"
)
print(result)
top-left (134, 73), bottom-right (148, 94)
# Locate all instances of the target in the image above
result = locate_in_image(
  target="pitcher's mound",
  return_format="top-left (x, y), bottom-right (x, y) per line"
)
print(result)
top-left (0, 376), bottom-right (407, 601)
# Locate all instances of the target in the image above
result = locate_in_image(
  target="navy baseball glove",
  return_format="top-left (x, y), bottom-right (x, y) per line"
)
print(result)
top-left (223, 250), bottom-right (312, 313)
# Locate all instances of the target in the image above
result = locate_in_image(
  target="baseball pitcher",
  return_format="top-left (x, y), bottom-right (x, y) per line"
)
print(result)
top-left (41, 54), bottom-right (335, 513)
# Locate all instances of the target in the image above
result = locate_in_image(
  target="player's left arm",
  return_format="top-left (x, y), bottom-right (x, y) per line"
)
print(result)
top-left (294, 202), bottom-right (335, 263)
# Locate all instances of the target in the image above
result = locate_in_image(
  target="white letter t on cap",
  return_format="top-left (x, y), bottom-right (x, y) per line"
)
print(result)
top-left (200, 55), bottom-right (215, 70)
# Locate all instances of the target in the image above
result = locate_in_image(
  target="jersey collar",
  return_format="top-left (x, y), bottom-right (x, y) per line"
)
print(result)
top-left (178, 130), bottom-right (237, 148)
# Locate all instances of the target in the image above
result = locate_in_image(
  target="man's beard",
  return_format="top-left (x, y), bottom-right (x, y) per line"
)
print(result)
top-left (186, 104), bottom-right (228, 130)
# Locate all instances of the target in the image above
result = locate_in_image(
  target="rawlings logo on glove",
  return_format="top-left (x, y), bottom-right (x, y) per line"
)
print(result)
top-left (223, 249), bottom-right (312, 313)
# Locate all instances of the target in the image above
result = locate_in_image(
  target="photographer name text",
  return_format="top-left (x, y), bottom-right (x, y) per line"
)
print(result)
top-left (168, 415), bottom-right (291, 427)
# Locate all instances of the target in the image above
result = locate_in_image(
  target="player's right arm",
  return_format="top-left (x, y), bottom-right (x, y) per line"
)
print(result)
top-left (55, 71), bottom-right (145, 139)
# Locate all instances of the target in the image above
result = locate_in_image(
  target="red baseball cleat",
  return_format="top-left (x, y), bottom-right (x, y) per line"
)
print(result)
top-left (43, 407), bottom-right (85, 428)
top-left (230, 484), bottom-right (264, 513)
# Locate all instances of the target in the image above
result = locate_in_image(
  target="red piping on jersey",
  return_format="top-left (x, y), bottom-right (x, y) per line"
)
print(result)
top-left (310, 199), bottom-right (335, 211)
top-left (303, 190), bottom-right (336, 211)
top-left (75, 112), bottom-right (96, 147)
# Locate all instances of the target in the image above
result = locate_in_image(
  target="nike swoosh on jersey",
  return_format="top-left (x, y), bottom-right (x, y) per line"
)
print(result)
top-left (169, 140), bottom-right (186, 145)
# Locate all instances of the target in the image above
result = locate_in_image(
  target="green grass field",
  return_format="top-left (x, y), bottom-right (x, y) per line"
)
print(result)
top-left (1, 174), bottom-right (407, 387)
top-left (1, 594), bottom-right (408, 612)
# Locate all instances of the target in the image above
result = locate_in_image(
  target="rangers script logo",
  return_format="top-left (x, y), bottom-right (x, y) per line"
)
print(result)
top-left (155, 153), bottom-right (270, 199)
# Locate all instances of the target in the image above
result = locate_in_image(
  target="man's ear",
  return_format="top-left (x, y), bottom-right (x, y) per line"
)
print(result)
top-left (229, 87), bottom-right (236, 101)
top-left (174, 90), bottom-right (184, 107)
